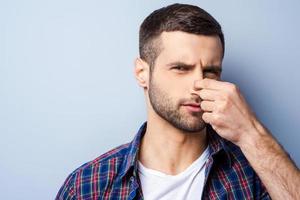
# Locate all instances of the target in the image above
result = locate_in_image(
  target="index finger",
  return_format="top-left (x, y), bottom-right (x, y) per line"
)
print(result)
top-left (195, 78), bottom-right (231, 91)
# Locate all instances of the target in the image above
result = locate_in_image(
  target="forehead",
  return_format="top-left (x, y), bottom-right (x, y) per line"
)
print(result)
top-left (157, 31), bottom-right (223, 64)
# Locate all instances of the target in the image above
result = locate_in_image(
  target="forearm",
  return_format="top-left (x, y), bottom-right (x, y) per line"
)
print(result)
top-left (239, 120), bottom-right (300, 200)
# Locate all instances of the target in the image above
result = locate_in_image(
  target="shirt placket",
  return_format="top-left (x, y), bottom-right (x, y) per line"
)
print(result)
top-left (201, 156), bottom-right (215, 200)
top-left (128, 176), bottom-right (144, 200)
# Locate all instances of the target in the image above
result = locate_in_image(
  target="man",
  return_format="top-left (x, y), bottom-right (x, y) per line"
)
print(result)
top-left (56, 3), bottom-right (300, 200)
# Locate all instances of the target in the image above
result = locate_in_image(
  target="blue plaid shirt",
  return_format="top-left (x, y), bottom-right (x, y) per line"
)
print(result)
top-left (56, 122), bottom-right (271, 199)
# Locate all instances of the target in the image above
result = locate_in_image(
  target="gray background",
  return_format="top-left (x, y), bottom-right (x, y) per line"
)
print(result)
top-left (1, 0), bottom-right (299, 199)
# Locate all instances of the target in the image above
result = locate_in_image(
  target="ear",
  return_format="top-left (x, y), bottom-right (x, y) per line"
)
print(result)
top-left (134, 57), bottom-right (150, 89)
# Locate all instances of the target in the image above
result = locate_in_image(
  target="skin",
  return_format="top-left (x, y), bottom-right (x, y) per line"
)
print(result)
top-left (134, 31), bottom-right (300, 199)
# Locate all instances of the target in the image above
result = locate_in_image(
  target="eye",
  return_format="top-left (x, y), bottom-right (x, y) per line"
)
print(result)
top-left (203, 68), bottom-right (221, 76)
top-left (172, 66), bottom-right (189, 71)
top-left (204, 71), bottom-right (217, 75)
top-left (204, 72), bottom-right (219, 78)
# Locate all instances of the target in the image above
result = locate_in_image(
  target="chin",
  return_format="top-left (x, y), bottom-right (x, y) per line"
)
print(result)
top-left (175, 121), bottom-right (207, 133)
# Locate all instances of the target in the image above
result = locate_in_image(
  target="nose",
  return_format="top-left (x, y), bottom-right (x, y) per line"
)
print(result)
top-left (193, 80), bottom-right (202, 91)
top-left (190, 68), bottom-right (204, 97)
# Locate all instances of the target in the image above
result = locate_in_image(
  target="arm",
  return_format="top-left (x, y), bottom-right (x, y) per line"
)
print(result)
top-left (197, 78), bottom-right (300, 200)
top-left (240, 119), bottom-right (300, 200)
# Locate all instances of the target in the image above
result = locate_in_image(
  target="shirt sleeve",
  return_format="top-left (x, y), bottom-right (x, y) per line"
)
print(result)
top-left (55, 172), bottom-right (77, 200)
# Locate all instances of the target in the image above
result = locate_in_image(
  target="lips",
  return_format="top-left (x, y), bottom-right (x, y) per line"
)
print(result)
top-left (183, 103), bottom-right (200, 107)
top-left (182, 102), bottom-right (201, 112)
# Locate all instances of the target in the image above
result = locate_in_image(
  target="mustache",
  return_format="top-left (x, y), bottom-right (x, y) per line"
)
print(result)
top-left (179, 96), bottom-right (201, 105)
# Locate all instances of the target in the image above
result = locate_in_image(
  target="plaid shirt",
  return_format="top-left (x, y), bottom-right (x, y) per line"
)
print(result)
top-left (56, 122), bottom-right (271, 200)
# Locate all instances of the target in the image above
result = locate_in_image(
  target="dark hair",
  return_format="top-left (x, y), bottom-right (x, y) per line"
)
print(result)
top-left (139, 3), bottom-right (224, 71)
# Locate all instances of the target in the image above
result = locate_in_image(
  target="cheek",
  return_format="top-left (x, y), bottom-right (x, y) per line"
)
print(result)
top-left (153, 69), bottom-right (191, 99)
top-left (167, 80), bottom-right (190, 104)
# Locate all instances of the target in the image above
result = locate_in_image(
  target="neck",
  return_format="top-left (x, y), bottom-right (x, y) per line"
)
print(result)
top-left (138, 109), bottom-right (207, 175)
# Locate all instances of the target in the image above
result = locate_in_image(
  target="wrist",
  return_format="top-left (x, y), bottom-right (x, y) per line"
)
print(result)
top-left (237, 118), bottom-right (268, 151)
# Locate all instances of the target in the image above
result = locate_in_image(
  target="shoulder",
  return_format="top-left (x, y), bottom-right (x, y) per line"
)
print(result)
top-left (78, 142), bottom-right (131, 172)
top-left (55, 143), bottom-right (131, 200)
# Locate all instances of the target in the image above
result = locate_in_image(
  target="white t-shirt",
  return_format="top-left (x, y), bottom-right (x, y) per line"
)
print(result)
top-left (138, 147), bottom-right (209, 200)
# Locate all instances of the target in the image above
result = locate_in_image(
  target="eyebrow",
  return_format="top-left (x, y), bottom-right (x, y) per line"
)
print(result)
top-left (167, 61), bottom-right (222, 73)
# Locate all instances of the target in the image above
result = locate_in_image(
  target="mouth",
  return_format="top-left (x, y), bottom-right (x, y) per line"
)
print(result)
top-left (182, 103), bottom-right (202, 112)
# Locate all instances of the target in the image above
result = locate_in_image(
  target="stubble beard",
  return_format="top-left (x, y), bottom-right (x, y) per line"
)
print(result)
top-left (148, 77), bottom-right (207, 133)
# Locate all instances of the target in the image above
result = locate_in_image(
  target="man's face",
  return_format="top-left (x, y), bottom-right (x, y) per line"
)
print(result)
top-left (148, 31), bottom-right (223, 133)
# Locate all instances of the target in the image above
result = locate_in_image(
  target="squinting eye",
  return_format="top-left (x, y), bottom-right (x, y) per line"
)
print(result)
top-left (205, 72), bottom-right (217, 75)
top-left (204, 72), bottom-right (218, 78)
top-left (173, 66), bottom-right (188, 71)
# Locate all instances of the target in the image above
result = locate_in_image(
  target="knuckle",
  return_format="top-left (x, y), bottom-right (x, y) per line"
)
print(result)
top-left (224, 99), bottom-right (232, 108)
top-left (229, 83), bottom-right (238, 94)
top-left (223, 92), bottom-right (230, 101)
top-left (212, 114), bottom-right (222, 125)
top-left (217, 101), bottom-right (227, 112)
top-left (228, 83), bottom-right (237, 93)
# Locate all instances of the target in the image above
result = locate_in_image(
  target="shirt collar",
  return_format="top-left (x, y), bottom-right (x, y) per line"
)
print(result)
top-left (119, 122), bottom-right (232, 179)
top-left (120, 122), bottom-right (147, 179)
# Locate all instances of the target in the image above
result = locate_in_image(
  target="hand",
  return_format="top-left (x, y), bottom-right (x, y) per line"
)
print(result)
top-left (196, 79), bottom-right (300, 200)
top-left (196, 78), bottom-right (259, 146)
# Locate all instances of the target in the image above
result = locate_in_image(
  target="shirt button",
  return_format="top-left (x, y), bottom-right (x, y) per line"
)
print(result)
top-left (130, 177), bottom-right (134, 182)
